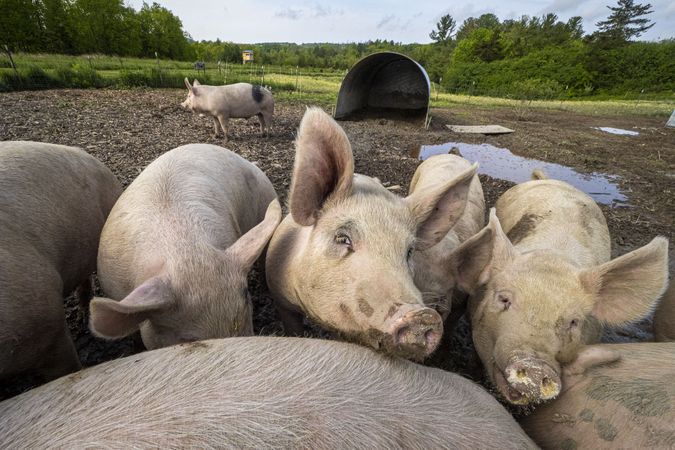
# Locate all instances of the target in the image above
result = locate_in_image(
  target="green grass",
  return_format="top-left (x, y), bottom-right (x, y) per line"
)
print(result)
top-left (430, 90), bottom-right (675, 117)
top-left (2, 52), bottom-right (672, 117)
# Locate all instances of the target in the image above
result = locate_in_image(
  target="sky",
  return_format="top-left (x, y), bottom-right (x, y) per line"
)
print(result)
top-left (126, 0), bottom-right (675, 44)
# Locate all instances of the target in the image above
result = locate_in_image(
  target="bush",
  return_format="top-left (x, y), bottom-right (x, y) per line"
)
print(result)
top-left (55, 63), bottom-right (105, 88)
top-left (510, 78), bottom-right (563, 100)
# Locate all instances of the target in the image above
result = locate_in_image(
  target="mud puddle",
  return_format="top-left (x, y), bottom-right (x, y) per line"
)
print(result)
top-left (411, 142), bottom-right (629, 205)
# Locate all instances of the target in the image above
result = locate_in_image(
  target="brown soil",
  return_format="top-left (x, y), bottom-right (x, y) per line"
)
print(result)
top-left (0, 89), bottom-right (673, 400)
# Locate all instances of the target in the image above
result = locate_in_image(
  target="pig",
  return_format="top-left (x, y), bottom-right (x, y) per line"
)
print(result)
top-left (181, 78), bottom-right (274, 142)
top-left (89, 144), bottom-right (281, 349)
top-left (408, 154), bottom-right (485, 321)
top-left (0, 336), bottom-right (538, 449)
top-left (448, 177), bottom-right (669, 405)
top-left (520, 342), bottom-right (675, 449)
top-left (0, 141), bottom-right (122, 381)
top-left (265, 107), bottom-right (478, 361)
top-left (653, 281), bottom-right (675, 342)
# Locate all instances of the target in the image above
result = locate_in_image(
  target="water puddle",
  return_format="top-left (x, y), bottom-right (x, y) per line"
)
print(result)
top-left (592, 127), bottom-right (639, 136)
top-left (411, 142), bottom-right (628, 206)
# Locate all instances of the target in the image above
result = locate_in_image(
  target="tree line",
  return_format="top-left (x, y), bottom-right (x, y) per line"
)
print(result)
top-left (1, 0), bottom-right (193, 60)
top-left (1, 0), bottom-right (673, 97)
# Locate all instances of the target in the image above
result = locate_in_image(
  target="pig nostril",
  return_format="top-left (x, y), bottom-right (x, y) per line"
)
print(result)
top-left (542, 377), bottom-right (551, 387)
top-left (395, 326), bottom-right (409, 344)
top-left (516, 369), bottom-right (527, 379)
top-left (424, 329), bottom-right (435, 343)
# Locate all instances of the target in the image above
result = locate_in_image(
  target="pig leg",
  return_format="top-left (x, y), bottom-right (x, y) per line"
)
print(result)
top-left (277, 303), bottom-right (305, 336)
top-left (212, 117), bottom-right (221, 137)
top-left (257, 113), bottom-right (266, 136)
top-left (217, 116), bottom-right (230, 142)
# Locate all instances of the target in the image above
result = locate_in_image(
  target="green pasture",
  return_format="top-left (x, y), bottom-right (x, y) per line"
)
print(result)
top-left (1, 53), bottom-right (673, 117)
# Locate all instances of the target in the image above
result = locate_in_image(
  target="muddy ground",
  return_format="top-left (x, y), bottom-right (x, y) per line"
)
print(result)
top-left (0, 89), bottom-right (673, 401)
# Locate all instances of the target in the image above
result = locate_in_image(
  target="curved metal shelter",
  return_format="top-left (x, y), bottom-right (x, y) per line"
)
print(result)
top-left (334, 52), bottom-right (430, 121)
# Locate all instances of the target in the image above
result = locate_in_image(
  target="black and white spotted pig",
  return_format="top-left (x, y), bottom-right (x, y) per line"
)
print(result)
top-left (181, 79), bottom-right (274, 141)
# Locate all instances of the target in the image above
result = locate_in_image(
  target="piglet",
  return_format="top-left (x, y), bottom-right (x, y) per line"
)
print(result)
top-left (90, 144), bottom-right (280, 349)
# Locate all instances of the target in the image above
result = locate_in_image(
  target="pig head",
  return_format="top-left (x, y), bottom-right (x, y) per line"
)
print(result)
top-left (265, 107), bottom-right (477, 361)
top-left (451, 205), bottom-right (668, 405)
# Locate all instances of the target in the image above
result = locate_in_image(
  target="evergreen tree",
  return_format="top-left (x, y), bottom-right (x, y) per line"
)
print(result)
top-left (596, 0), bottom-right (654, 41)
top-left (429, 14), bottom-right (456, 44)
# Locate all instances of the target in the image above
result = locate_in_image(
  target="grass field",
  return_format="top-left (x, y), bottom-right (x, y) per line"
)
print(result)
top-left (2, 52), bottom-right (673, 117)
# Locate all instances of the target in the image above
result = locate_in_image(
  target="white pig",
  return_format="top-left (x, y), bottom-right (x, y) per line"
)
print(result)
top-left (0, 141), bottom-right (122, 381)
top-left (89, 144), bottom-right (281, 349)
top-left (181, 79), bottom-right (274, 142)
top-left (408, 154), bottom-right (485, 320)
top-left (0, 336), bottom-right (538, 449)
top-left (265, 108), bottom-right (478, 361)
top-left (449, 177), bottom-right (669, 406)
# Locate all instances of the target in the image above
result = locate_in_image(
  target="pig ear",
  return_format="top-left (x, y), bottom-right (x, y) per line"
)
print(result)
top-left (225, 199), bottom-right (283, 271)
top-left (449, 209), bottom-right (516, 294)
top-left (193, 79), bottom-right (201, 86)
top-left (563, 345), bottom-right (621, 377)
top-left (289, 107), bottom-right (354, 226)
top-left (184, 77), bottom-right (192, 92)
top-left (405, 163), bottom-right (478, 250)
top-left (89, 277), bottom-right (174, 339)
top-left (581, 237), bottom-right (669, 326)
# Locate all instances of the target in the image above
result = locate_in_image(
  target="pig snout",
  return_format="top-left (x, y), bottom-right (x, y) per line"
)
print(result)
top-left (386, 306), bottom-right (443, 359)
top-left (496, 356), bottom-right (561, 405)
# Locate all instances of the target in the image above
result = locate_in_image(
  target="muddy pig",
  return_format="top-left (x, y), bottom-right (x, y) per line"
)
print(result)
top-left (265, 107), bottom-right (477, 361)
top-left (520, 342), bottom-right (675, 449)
top-left (408, 154), bottom-right (485, 321)
top-left (653, 281), bottom-right (675, 342)
top-left (90, 144), bottom-right (281, 349)
top-left (0, 336), bottom-right (537, 449)
top-left (181, 78), bottom-right (274, 141)
top-left (449, 176), bottom-right (669, 405)
top-left (0, 141), bottom-right (122, 381)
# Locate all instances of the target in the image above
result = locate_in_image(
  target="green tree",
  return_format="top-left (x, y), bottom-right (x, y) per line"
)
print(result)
top-left (42, 0), bottom-right (76, 53)
top-left (429, 14), bottom-right (456, 44)
top-left (596, 0), bottom-right (654, 41)
top-left (0, 0), bottom-right (44, 51)
top-left (456, 14), bottom-right (501, 40)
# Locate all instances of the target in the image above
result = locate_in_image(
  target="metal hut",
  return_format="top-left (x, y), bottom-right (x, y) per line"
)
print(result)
top-left (334, 52), bottom-right (430, 122)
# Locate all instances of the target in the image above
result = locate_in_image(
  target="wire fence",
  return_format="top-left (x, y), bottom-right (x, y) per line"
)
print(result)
top-left (0, 49), bottom-right (346, 96)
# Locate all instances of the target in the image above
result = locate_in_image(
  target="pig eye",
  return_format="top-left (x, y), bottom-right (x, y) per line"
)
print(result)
top-left (569, 319), bottom-right (579, 329)
top-left (406, 247), bottom-right (414, 261)
top-left (496, 293), bottom-right (511, 310)
top-left (334, 233), bottom-right (353, 248)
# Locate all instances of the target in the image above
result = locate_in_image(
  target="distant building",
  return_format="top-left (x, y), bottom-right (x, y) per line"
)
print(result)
top-left (242, 50), bottom-right (254, 64)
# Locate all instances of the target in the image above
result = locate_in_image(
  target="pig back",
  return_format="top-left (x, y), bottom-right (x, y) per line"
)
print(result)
top-left (0, 336), bottom-right (537, 449)
top-left (0, 141), bottom-right (122, 292)
top-left (495, 179), bottom-right (611, 266)
top-left (520, 342), bottom-right (675, 449)
top-left (98, 144), bottom-right (276, 292)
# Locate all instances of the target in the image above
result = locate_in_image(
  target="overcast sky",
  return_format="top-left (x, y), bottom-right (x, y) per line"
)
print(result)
top-left (126, 0), bottom-right (674, 43)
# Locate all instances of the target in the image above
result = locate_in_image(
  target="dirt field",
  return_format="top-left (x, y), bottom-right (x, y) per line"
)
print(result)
top-left (1, 89), bottom-right (673, 400)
